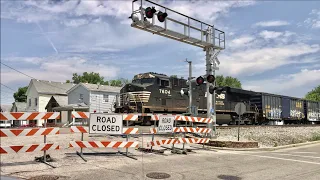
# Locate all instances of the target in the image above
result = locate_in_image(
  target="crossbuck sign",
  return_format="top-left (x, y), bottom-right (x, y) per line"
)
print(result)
top-left (89, 113), bottom-right (123, 135)
top-left (158, 115), bottom-right (175, 133)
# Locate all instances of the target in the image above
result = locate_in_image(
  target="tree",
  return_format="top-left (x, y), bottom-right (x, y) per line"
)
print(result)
top-left (215, 75), bottom-right (242, 89)
top-left (67, 72), bottom-right (130, 87)
top-left (71, 72), bottom-right (105, 84)
top-left (13, 86), bottom-right (28, 102)
top-left (170, 75), bottom-right (178, 78)
top-left (305, 85), bottom-right (320, 101)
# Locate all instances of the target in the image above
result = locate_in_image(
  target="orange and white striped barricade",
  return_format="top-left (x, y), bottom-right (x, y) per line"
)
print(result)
top-left (0, 112), bottom-right (60, 167)
top-left (143, 114), bottom-right (212, 154)
top-left (69, 113), bottom-right (139, 161)
top-left (71, 111), bottom-right (90, 126)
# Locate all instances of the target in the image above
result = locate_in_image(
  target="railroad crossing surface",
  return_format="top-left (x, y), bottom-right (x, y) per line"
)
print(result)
top-left (1, 143), bottom-right (319, 180)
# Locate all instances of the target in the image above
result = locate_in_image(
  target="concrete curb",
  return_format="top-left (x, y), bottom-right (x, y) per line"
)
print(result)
top-left (205, 140), bottom-right (320, 151)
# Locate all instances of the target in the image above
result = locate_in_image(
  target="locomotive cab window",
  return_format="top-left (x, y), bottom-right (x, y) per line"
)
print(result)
top-left (158, 78), bottom-right (170, 88)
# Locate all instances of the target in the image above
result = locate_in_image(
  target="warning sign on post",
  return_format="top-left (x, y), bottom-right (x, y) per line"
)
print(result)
top-left (89, 113), bottom-right (123, 135)
top-left (158, 115), bottom-right (174, 133)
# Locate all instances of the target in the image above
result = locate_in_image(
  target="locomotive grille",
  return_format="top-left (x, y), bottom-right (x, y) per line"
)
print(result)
top-left (120, 91), bottom-right (151, 105)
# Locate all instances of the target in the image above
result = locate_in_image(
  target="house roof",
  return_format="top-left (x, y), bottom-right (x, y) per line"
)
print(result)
top-left (52, 96), bottom-right (68, 106)
top-left (11, 102), bottom-right (27, 112)
top-left (67, 83), bottom-right (121, 94)
top-left (28, 79), bottom-right (76, 95)
top-left (45, 96), bottom-right (68, 109)
top-left (52, 102), bottom-right (89, 111)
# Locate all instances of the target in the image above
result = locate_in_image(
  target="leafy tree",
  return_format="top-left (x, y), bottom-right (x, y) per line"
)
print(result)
top-left (13, 86), bottom-right (28, 102)
top-left (305, 85), bottom-right (320, 101)
top-left (215, 75), bottom-right (242, 89)
top-left (170, 75), bottom-right (178, 78)
top-left (72, 72), bottom-right (105, 84)
top-left (67, 72), bottom-right (130, 87)
top-left (109, 80), bottom-right (122, 87)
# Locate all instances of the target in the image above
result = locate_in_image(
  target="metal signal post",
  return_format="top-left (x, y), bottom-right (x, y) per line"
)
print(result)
top-left (185, 59), bottom-right (192, 114)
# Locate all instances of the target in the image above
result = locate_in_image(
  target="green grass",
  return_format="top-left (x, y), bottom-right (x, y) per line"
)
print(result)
top-left (310, 133), bottom-right (320, 141)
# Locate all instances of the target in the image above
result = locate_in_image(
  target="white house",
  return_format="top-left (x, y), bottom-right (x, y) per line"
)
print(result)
top-left (67, 83), bottom-right (121, 113)
top-left (10, 102), bottom-right (27, 127)
top-left (0, 104), bottom-right (13, 128)
top-left (25, 79), bottom-right (75, 126)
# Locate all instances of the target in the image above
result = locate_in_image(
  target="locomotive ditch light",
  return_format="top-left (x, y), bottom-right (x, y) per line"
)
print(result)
top-left (196, 76), bottom-right (204, 86)
top-left (157, 11), bottom-right (168, 22)
top-left (207, 75), bottom-right (215, 83)
top-left (145, 7), bottom-right (156, 19)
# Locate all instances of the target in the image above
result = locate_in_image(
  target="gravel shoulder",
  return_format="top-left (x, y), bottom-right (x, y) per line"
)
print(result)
top-left (214, 126), bottom-right (320, 147)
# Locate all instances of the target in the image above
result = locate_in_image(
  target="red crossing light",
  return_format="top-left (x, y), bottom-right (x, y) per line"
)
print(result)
top-left (145, 7), bottom-right (156, 19)
top-left (207, 75), bottom-right (215, 83)
top-left (157, 11), bottom-right (168, 22)
top-left (196, 76), bottom-right (204, 85)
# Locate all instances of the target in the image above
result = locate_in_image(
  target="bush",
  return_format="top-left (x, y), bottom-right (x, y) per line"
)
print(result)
top-left (310, 133), bottom-right (320, 141)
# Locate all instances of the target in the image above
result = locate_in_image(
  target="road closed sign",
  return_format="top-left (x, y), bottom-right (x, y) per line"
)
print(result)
top-left (158, 115), bottom-right (175, 133)
top-left (89, 113), bottom-right (123, 135)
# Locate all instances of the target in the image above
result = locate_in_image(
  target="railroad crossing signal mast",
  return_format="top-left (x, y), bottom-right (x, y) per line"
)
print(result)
top-left (129, 0), bottom-right (225, 130)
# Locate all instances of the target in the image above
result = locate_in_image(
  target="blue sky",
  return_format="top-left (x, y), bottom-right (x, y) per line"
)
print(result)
top-left (1, 0), bottom-right (320, 105)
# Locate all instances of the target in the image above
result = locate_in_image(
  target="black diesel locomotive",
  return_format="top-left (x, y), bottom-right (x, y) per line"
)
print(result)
top-left (114, 72), bottom-right (259, 125)
top-left (114, 72), bottom-right (320, 125)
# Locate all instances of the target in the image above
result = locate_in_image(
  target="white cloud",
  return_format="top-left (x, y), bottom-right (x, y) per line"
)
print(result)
top-left (254, 20), bottom-right (290, 27)
top-left (192, 43), bottom-right (320, 78)
top-left (1, 0), bottom-right (255, 53)
top-left (230, 35), bottom-right (255, 48)
top-left (0, 56), bottom-right (120, 85)
top-left (259, 30), bottom-right (283, 39)
top-left (301, 9), bottom-right (320, 29)
top-left (2, 57), bottom-right (43, 65)
top-left (243, 69), bottom-right (320, 97)
top-left (61, 19), bottom-right (90, 27)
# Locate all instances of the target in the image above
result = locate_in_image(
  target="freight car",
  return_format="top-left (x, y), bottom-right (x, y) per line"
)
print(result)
top-left (114, 72), bottom-right (259, 125)
top-left (304, 100), bottom-right (320, 124)
top-left (250, 93), bottom-right (320, 125)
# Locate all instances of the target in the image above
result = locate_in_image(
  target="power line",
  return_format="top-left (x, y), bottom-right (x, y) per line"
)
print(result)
top-left (1, 62), bottom-right (70, 92)
top-left (1, 62), bottom-right (34, 79)
top-left (0, 62), bottom-right (119, 111)
top-left (1, 83), bottom-right (16, 92)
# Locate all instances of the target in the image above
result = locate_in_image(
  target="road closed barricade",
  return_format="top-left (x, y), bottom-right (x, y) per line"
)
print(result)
top-left (68, 113), bottom-right (139, 161)
top-left (0, 112), bottom-right (60, 167)
top-left (145, 114), bottom-right (212, 153)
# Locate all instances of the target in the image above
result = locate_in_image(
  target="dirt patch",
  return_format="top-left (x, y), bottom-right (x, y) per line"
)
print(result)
top-left (206, 140), bottom-right (259, 148)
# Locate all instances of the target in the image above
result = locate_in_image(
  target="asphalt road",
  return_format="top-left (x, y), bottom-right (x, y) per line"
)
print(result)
top-left (68, 143), bottom-right (320, 180)
top-left (2, 143), bottom-right (320, 180)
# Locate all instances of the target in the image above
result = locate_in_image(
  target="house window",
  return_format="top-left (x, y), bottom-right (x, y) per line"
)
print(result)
top-left (35, 98), bottom-right (37, 106)
top-left (103, 94), bottom-right (109, 103)
top-left (80, 94), bottom-right (83, 101)
top-left (29, 99), bottom-right (31, 107)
